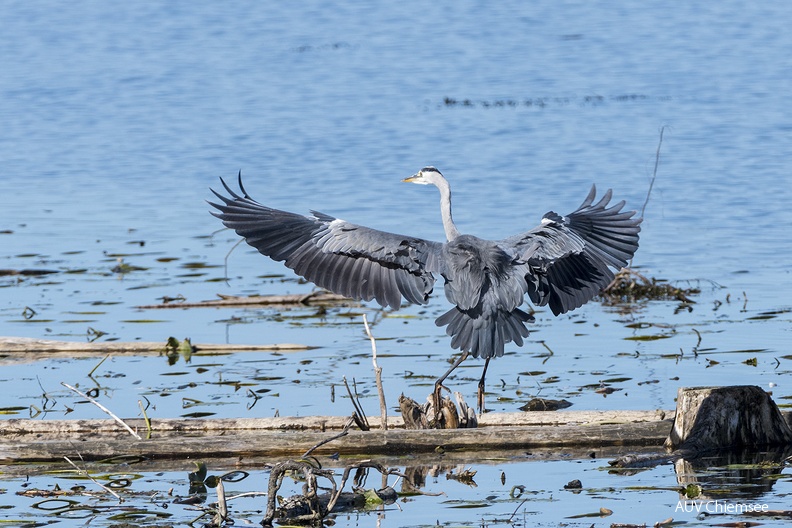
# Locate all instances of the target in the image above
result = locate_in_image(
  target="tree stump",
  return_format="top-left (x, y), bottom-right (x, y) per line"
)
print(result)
top-left (664, 386), bottom-right (792, 454)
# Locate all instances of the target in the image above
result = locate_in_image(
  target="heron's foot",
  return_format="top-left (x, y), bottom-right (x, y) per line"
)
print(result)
top-left (433, 380), bottom-right (445, 422)
top-left (477, 379), bottom-right (486, 414)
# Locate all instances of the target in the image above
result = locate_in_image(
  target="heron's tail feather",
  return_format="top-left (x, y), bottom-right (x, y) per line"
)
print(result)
top-left (435, 308), bottom-right (533, 359)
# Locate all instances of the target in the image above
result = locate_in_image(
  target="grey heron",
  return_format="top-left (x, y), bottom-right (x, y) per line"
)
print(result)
top-left (209, 167), bottom-right (641, 413)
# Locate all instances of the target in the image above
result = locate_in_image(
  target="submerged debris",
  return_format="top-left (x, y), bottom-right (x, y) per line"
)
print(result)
top-left (136, 290), bottom-right (351, 309)
top-left (111, 257), bottom-right (148, 274)
top-left (601, 268), bottom-right (699, 304)
top-left (520, 398), bottom-right (573, 411)
top-left (446, 466), bottom-right (478, 486)
top-left (262, 459), bottom-right (404, 526)
top-left (0, 268), bottom-right (59, 276)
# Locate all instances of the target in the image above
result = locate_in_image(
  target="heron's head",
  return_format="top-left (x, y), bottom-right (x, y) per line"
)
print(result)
top-left (403, 166), bottom-right (444, 186)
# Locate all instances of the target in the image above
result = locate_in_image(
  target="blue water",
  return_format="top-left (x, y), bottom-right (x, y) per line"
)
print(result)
top-left (2, 0), bottom-right (792, 411)
top-left (2, 0), bottom-right (791, 405)
top-left (1, 2), bottom-right (792, 523)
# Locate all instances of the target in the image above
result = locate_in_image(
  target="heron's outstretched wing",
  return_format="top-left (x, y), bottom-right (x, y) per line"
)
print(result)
top-left (501, 185), bottom-right (641, 316)
top-left (209, 173), bottom-right (443, 309)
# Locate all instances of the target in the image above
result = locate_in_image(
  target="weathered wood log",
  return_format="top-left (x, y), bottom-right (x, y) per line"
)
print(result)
top-left (0, 410), bottom-right (672, 434)
top-left (135, 291), bottom-right (352, 309)
top-left (0, 423), bottom-right (674, 462)
top-left (608, 452), bottom-right (677, 469)
top-left (664, 386), bottom-right (792, 453)
top-left (0, 336), bottom-right (313, 355)
top-left (0, 411), bottom-right (675, 462)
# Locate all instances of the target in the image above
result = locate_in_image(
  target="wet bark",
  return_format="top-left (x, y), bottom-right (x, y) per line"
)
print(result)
top-left (0, 336), bottom-right (311, 355)
top-left (399, 392), bottom-right (477, 429)
top-left (664, 385), bottom-right (792, 454)
top-left (1, 410), bottom-right (675, 462)
top-left (135, 291), bottom-right (351, 309)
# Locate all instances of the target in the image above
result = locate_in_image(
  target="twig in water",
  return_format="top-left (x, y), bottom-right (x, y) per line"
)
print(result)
top-left (641, 125), bottom-right (665, 220)
top-left (64, 454), bottom-right (122, 501)
top-left (138, 400), bottom-right (152, 439)
top-left (632, 125), bottom-right (666, 268)
top-left (342, 376), bottom-right (369, 430)
top-left (540, 341), bottom-right (555, 365)
top-left (692, 328), bottom-right (702, 348)
top-left (302, 416), bottom-right (355, 459)
top-left (362, 314), bottom-right (388, 430)
top-left (35, 375), bottom-right (55, 411)
top-left (508, 497), bottom-right (530, 523)
top-left (247, 387), bottom-right (260, 410)
top-left (215, 478), bottom-right (228, 525)
top-left (88, 354), bottom-right (110, 378)
top-left (225, 491), bottom-right (268, 503)
top-left (61, 382), bottom-right (142, 440)
top-left (224, 237), bottom-right (245, 282)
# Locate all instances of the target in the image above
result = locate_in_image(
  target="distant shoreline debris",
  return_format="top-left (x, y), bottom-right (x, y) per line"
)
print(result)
top-left (442, 94), bottom-right (670, 108)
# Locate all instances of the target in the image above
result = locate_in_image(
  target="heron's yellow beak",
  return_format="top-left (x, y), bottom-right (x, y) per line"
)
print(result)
top-left (402, 172), bottom-right (421, 183)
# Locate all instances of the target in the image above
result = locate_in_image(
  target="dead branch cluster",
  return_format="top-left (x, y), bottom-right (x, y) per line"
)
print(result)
top-left (262, 459), bottom-right (403, 526)
top-left (601, 268), bottom-right (699, 304)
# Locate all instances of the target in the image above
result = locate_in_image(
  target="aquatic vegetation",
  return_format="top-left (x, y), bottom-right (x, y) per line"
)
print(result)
top-left (601, 268), bottom-right (700, 304)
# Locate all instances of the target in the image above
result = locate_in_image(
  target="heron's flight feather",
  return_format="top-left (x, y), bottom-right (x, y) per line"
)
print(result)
top-left (209, 175), bottom-right (440, 309)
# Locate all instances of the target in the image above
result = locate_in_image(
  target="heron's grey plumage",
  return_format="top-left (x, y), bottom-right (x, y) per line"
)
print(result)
top-left (209, 167), bottom-right (641, 362)
top-left (209, 175), bottom-right (440, 309)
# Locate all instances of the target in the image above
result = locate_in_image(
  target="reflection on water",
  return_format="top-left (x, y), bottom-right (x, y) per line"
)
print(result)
top-left (0, 448), bottom-right (790, 526)
top-left (674, 447), bottom-right (792, 502)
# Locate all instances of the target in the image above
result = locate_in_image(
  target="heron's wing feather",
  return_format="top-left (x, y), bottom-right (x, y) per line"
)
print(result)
top-left (501, 185), bottom-right (641, 315)
top-left (209, 175), bottom-right (442, 308)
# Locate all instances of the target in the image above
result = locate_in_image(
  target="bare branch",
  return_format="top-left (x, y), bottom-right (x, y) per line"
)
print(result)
top-left (363, 314), bottom-right (388, 430)
top-left (64, 454), bottom-right (122, 501)
top-left (61, 382), bottom-right (142, 440)
top-left (641, 125), bottom-right (666, 220)
top-left (301, 416), bottom-right (354, 459)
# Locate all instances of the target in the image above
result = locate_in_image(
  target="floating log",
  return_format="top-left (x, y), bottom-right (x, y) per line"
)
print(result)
top-left (0, 336), bottom-right (314, 355)
top-left (664, 386), bottom-right (792, 453)
top-left (520, 398), bottom-right (573, 411)
top-left (0, 411), bottom-right (674, 462)
top-left (0, 268), bottom-right (59, 276)
top-left (135, 291), bottom-right (352, 309)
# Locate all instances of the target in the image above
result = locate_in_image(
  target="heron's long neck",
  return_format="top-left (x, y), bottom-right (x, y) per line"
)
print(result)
top-left (436, 177), bottom-right (461, 241)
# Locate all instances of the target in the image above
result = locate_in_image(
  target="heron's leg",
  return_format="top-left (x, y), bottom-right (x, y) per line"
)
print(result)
top-left (433, 351), bottom-right (469, 418)
top-left (476, 357), bottom-right (491, 413)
